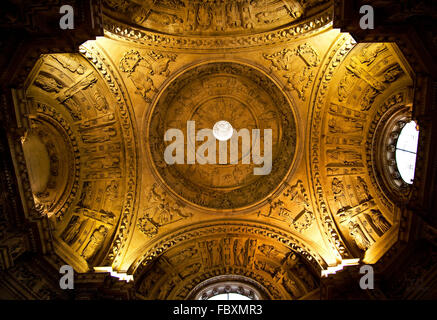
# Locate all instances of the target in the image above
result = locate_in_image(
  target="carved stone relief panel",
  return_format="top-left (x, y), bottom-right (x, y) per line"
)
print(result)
top-left (10, 9), bottom-right (419, 297)
top-left (103, 0), bottom-right (331, 36)
top-left (22, 51), bottom-right (138, 269)
top-left (134, 230), bottom-right (320, 300)
top-left (137, 183), bottom-right (192, 238)
top-left (264, 43), bottom-right (321, 100)
top-left (119, 50), bottom-right (177, 103)
top-left (257, 180), bottom-right (315, 233)
top-left (309, 40), bottom-right (413, 258)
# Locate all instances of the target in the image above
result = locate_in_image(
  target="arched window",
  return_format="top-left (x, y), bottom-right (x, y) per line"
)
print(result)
top-left (208, 293), bottom-right (252, 300)
top-left (395, 121), bottom-right (419, 184)
top-left (188, 276), bottom-right (266, 300)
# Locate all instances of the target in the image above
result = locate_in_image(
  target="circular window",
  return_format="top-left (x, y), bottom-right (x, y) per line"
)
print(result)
top-left (395, 121), bottom-right (419, 184)
top-left (368, 97), bottom-right (416, 205)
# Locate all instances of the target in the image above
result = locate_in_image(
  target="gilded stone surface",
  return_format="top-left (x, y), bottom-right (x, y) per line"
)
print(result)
top-left (6, 0), bottom-right (419, 300)
top-left (147, 62), bottom-right (297, 210)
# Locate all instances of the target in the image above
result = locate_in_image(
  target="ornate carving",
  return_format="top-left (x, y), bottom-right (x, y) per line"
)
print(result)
top-left (258, 180), bottom-right (315, 232)
top-left (79, 44), bottom-right (139, 268)
top-left (308, 35), bottom-right (357, 258)
top-left (8, 264), bottom-right (59, 299)
top-left (336, 43), bottom-right (393, 107)
top-left (119, 50), bottom-right (176, 102)
top-left (264, 43), bottom-right (320, 100)
top-left (34, 74), bottom-right (63, 93)
top-left (137, 183), bottom-right (192, 237)
top-left (3, 0), bottom-right (426, 301)
top-left (135, 232), bottom-right (318, 300)
top-left (51, 54), bottom-right (86, 75)
top-left (23, 103), bottom-right (81, 221)
top-left (75, 180), bottom-right (120, 226)
top-left (357, 44), bottom-right (388, 66)
top-left (365, 209), bottom-right (391, 237)
top-left (348, 220), bottom-right (373, 251)
top-left (81, 225), bottom-right (108, 262)
top-left (104, 0), bottom-right (330, 36)
top-left (148, 62), bottom-right (297, 210)
top-left (61, 215), bottom-right (87, 246)
top-left (103, 7), bottom-right (333, 51)
top-left (131, 221), bottom-right (325, 278)
top-left (383, 64), bottom-right (404, 83)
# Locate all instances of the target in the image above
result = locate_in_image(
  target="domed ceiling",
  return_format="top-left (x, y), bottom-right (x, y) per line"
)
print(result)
top-left (147, 62), bottom-right (298, 210)
top-left (9, 0), bottom-right (417, 299)
top-left (103, 0), bottom-right (331, 36)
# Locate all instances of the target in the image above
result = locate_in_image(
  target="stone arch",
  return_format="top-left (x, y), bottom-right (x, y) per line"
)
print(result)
top-left (308, 37), bottom-right (414, 262)
top-left (20, 50), bottom-right (138, 272)
top-left (129, 221), bottom-right (327, 299)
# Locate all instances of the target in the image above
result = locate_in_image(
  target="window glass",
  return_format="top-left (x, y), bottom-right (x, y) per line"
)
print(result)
top-left (395, 121), bottom-right (419, 184)
top-left (208, 293), bottom-right (252, 300)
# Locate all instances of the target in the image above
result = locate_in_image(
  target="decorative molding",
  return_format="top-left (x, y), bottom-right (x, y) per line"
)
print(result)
top-left (263, 43), bottom-right (320, 100)
top-left (257, 180), bottom-right (315, 233)
top-left (308, 34), bottom-right (356, 258)
top-left (130, 221), bottom-right (326, 277)
top-left (79, 44), bottom-right (139, 268)
top-left (137, 183), bottom-right (192, 238)
top-left (102, 7), bottom-right (333, 51)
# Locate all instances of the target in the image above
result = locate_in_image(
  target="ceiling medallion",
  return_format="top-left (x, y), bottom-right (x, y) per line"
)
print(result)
top-left (146, 62), bottom-right (298, 211)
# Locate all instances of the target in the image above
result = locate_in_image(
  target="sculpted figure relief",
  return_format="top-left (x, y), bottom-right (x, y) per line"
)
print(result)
top-left (282, 277), bottom-right (301, 298)
top-left (81, 225), bottom-right (108, 262)
top-left (264, 44), bottom-right (320, 100)
top-left (169, 247), bottom-right (198, 265)
top-left (258, 244), bottom-right (282, 258)
top-left (233, 239), bottom-right (245, 266)
top-left (61, 215), bottom-right (81, 245)
top-left (107, 0), bottom-right (326, 35)
top-left (283, 253), bottom-right (317, 290)
top-left (328, 117), bottom-right (363, 135)
top-left (206, 240), bottom-right (221, 267)
top-left (52, 54), bottom-right (86, 74)
top-left (81, 127), bottom-right (117, 144)
top-left (368, 209), bottom-right (391, 236)
top-left (221, 238), bottom-right (232, 266)
top-left (120, 50), bottom-right (176, 102)
top-left (326, 147), bottom-right (362, 162)
top-left (245, 239), bottom-right (257, 266)
top-left (137, 184), bottom-right (192, 238)
top-left (34, 74), bottom-right (63, 93)
top-left (348, 221), bottom-right (372, 251)
top-left (355, 176), bottom-right (372, 203)
top-left (358, 44), bottom-right (387, 66)
top-left (331, 178), bottom-right (349, 213)
top-left (258, 180), bottom-right (314, 232)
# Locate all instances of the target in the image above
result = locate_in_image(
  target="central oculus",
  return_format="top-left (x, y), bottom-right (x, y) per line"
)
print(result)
top-left (213, 120), bottom-right (233, 141)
